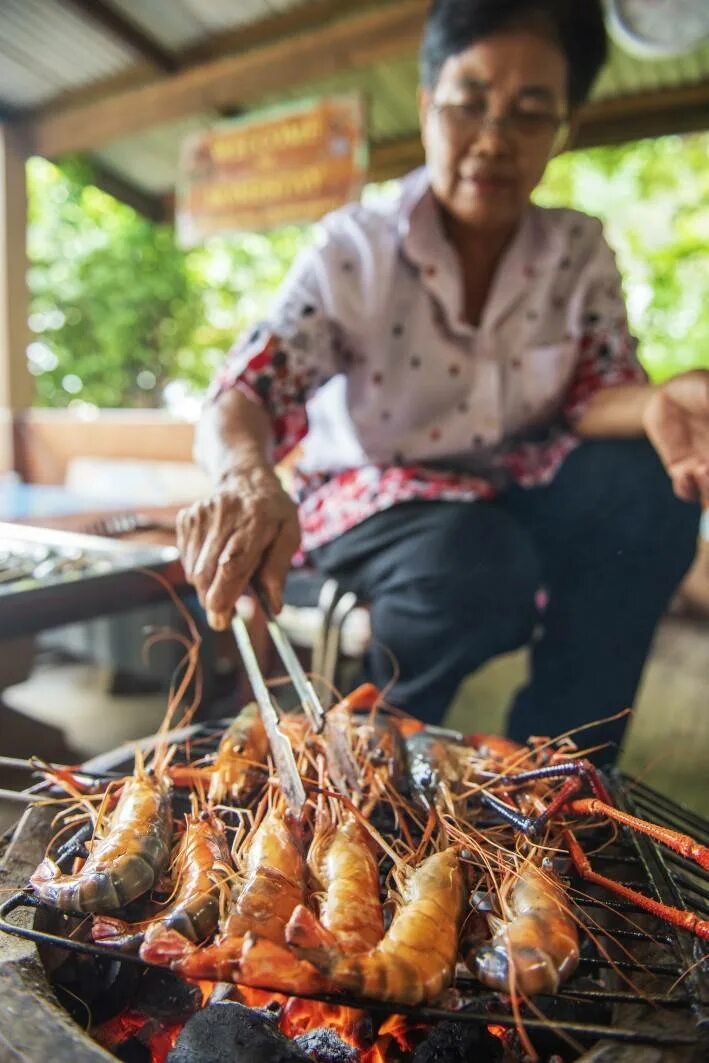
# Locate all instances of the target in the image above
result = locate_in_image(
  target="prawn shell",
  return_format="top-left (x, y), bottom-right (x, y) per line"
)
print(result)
top-left (307, 848), bottom-right (464, 1006)
top-left (208, 703), bottom-right (268, 804)
top-left (471, 863), bottom-right (580, 995)
top-left (30, 772), bottom-right (172, 914)
top-left (404, 731), bottom-right (463, 806)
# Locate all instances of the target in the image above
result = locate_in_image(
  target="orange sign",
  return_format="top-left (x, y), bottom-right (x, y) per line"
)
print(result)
top-left (176, 94), bottom-right (368, 246)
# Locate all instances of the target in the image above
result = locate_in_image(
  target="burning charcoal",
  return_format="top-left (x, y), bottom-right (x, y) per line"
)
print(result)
top-left (138, 966), bottom-right (202, 1023)
top-left (52, 953), bottom-right (142, 1025)
top-left (167, 1002), bottom-right (309, 1063)
top-left (412, 1020), bottom-right (492, 1062)
top-left (114, 1040), bottom-right (151, 1063)
top-left (295, 1027), bottom-right (358, 1063)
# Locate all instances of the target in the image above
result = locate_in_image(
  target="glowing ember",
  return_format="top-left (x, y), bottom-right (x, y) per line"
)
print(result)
top-left (93, 1009), bottom-right (148, 1049)
top-left (487, 1022), bottom-right (508, 1040)
top-left (280, 999), bottom-right (367, 1042)
top-left (93, 987), bottom-right (428, 1061)
top-left (147, 1022), bottom-right (183, 1063)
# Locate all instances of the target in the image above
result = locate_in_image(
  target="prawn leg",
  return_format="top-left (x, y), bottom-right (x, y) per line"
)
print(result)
top-left (565, 830), bottom-right (709, 940)
top-left (567, 798), bottom-right (709, 872)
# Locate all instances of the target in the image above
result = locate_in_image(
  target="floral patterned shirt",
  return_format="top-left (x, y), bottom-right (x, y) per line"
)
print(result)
top-left (212, 167), bottom-right (646, 554)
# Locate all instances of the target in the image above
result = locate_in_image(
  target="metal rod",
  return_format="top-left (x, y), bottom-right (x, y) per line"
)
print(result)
top-left (0, 756), bottom-right (120, 781)
top-left (252, 584), bottom-right (325, 732)
top-left (232, 613), bottom-right (306, 817)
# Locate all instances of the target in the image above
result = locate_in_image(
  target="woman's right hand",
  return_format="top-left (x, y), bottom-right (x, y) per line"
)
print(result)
top-left (176, 466), bottom-right (301, 629)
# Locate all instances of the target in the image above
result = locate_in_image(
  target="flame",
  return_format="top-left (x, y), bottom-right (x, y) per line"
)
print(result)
top-left (197, 980), bottom-right (218, 1006)
top-left (365, 1012), bottom-right (429, 1060)
top-left (93, 988), bottom-right (427, 1061)
top-left (235, 984), bottom-right (288, 1009)
top-left (147, 1022), bottom-right (183, 1063)
top-left (280, 999), bottom-right (367, 1042)
top-left (487, 1023), bottom-right (508, 1039)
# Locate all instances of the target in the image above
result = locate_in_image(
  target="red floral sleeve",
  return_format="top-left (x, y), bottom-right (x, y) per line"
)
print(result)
top-left (564, 237), bottom-right (647, 425)
top-left (209, 247), bottom-right (342, 463)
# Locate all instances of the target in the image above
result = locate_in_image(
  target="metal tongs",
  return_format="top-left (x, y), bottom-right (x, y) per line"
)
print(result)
top-left (232, 586), bottom-right (360, 817)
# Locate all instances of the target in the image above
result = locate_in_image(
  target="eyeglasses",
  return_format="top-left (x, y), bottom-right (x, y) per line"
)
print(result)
top-left (432, 99), bottom-right (569, 152)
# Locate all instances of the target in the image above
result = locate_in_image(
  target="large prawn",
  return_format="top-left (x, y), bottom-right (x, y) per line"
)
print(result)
top-left (290, 847), bottom-right (464, 1005)
top-left (286, 806), bottom-right (385, 960)
top-left (144, 803), bottom-right (324, 991)
top-left (30, 753), bottom-right (173, 914)
top-left (91, 804), bottom-right (231, 952)
top-left (169, 702), bottom-right (269, 805)
top-left (466, 858), bottom-right (580, 996)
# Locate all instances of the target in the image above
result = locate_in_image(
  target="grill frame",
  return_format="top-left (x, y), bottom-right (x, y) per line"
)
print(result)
top-left (1, 725), bottom-right (707, 1057)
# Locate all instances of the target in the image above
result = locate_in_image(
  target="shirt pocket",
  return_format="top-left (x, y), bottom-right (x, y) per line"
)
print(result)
top-left (511, 340), bottom-right (577, 430)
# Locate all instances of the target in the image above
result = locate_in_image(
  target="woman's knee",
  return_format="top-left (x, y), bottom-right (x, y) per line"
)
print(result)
top-left (557, 440), bottom-right (700, 558)
top-left (370, 530), bottom-right (540, 653)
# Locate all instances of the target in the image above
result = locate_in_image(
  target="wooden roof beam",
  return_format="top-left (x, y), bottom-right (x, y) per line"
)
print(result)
top-left (574, 81), bottom-right (709, 148)
top-left (24, 0), bottom-right (428, 159)
top-left (59, 0), bottom-right (180, 73)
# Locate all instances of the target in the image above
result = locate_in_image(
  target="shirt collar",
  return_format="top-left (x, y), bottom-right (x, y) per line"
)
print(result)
top-left (396, 168), bottom-right (554, 336)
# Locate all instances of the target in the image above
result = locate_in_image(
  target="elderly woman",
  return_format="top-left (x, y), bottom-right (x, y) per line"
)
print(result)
top-left (178, 0), bottom-right (708, 761)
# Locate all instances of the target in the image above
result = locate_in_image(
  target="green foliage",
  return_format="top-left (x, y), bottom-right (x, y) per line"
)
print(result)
top-left (535, 133), bottom-right (709, 382)
top-left (27, 133), bottom-right (708, 408)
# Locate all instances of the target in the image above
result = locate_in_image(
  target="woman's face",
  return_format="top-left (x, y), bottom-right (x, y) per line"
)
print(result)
top-left (419, 30), bottom-right (570, 231)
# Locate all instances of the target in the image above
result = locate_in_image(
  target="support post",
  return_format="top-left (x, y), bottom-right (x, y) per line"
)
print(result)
top-left (0, 123), bottom-right (32, 474)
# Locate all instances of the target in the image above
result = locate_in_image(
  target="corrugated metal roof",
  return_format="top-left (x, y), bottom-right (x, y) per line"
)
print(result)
top-left (0, 0), bottom-right (138, 109)
top-left (99, 0), bottom-right (309, 53)
top-left (2, 0), bottom-right (708, 197)
top-left (0, 0), bottom-right (311, 109)
top-left (96, 114), bottom-right (219, 194)
top-left (596, 39), bottom-right (709, 98)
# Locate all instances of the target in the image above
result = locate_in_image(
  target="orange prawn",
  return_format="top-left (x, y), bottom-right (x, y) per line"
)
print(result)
top-left (92, 805), bottom-right (231, 952)
top-left (144, 805), bottom-right (312, 983)
top-left (286, 811), bottom-right (385, 960)
top-left (291, 847), bottom-right (464, 1005)
top-left (30, 754), bottom-right (172, 914)
top-left (467, 859), bottom-right (580, 995)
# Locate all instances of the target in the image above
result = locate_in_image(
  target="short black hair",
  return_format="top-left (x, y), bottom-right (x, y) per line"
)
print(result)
top-left (420, 0), bottom-right (607, 108)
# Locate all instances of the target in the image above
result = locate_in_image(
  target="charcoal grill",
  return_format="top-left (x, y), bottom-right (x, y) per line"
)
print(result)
top-left (0, 722), bottom-right (707, 1061)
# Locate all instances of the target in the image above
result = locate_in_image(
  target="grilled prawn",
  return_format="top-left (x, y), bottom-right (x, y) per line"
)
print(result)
top-left (292, 847), bottom-right (464, 1005)
top-left (31, 758), bottom-right (173, 914)
top-left (92, 806), bottom-right (231, 951)
top-left (468, 860), bottom-right (580, 995)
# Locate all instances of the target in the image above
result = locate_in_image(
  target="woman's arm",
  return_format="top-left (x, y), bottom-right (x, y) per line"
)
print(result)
top-left (194, 385), bottom-right (274, 483)
top-left (575, 382), bottom-right (655, 437)
top-left (576, 371), bottom-right (709, 505)
top-left (178, 388), bottom-right (300, 628)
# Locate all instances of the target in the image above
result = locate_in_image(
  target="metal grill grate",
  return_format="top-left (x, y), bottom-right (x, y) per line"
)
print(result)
top-left (1, 727), bottom-right (707, 1055)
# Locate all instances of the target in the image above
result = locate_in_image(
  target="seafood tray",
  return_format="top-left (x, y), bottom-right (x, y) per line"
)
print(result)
top-left (0, 522), bottom-right (182, 637)
top-left (1, 710), bottom-right (707, 1055)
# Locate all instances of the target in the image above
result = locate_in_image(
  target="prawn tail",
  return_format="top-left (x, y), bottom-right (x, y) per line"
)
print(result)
top-left (285, 904), bottom-right (339, 968)
top-left (91, 915), bottom-right (144, 952)
top-left (239, 934), bottom-right (329, 995)
top-left (30, 857), bottom-right (61, 888)
top-left (139, 924), bottom-right (197, 966)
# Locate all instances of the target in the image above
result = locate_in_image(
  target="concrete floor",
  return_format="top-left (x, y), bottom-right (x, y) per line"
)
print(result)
top-left (1, 613), bottom-right (707, 833)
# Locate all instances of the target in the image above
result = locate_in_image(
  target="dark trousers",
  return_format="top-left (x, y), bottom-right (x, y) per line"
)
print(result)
top-left (309, 441), bottom-right (700, 762)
